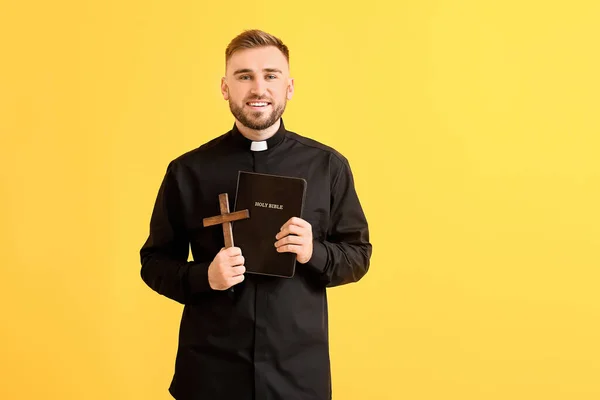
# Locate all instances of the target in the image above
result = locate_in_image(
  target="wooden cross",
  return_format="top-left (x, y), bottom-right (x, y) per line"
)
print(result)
top-left (202, 193), bottom-right (249, 248)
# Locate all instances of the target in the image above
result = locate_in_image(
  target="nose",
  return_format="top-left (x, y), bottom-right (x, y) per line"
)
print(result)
top-left (249, 77), bottom-right (267, 97)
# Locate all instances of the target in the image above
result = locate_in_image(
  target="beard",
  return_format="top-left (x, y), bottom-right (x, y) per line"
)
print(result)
top-left (229, 98), bottom-right (287, 131)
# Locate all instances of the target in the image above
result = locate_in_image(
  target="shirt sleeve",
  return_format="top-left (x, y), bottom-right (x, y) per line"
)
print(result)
top-left (139, 161), bottom-right (213, 304)
top-left (305, 156), bottom-right (372, 287)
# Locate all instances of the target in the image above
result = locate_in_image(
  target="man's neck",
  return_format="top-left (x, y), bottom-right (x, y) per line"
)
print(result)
top-left (235, 119), bottom-right (280, 142)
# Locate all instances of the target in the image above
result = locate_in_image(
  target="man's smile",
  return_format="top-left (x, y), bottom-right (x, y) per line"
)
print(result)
top-left (246, 101), bottom-right (271, 110)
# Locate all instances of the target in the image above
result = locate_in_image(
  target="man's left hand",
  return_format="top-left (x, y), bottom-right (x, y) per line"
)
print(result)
top-left (274, 217), bottom-right (313, 264)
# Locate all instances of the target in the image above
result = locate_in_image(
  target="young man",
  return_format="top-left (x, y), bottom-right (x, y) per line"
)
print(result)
top-left (140, 29), bottom-right (372, 400)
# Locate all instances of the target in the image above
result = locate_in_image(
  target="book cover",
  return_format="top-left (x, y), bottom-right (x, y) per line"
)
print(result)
top-left (232, 171), bottom-right (307, 278)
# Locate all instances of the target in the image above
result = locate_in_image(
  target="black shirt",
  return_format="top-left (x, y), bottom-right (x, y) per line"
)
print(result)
top-left (140, 119), bottom-right (372, 400)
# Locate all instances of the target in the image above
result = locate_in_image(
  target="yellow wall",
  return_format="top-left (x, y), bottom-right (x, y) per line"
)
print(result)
top-left (2, 1), bottom-right (599, 399)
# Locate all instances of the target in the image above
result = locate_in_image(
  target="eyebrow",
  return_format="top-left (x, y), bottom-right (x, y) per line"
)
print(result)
top-left (233, 68), bottom-right (283, 75)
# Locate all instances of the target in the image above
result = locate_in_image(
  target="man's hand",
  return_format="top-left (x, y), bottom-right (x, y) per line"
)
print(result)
top-left (274, 217), bottom-right (313, 264)
top-left (208, 247), bottom-right (246, 290)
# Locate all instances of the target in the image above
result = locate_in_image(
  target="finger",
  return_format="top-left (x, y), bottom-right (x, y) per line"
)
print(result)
top-left (278, 218), bottom-right (293, 233)
top-left (231, 274), bottom-right (245, 286)
top-left (231, 265), bottom-right (246, 276)
top-left (224, 246), bottom-right (242, 256)
top-left (274, 235), bottom-right (303, 248)
top-left (279, 216), bottom-right (307, 230)
top-left (229, 255), bottom-right (244, 266)
top-left (276, 244), bottom-right (301, 254)
top-left (276, 224), bottom-right (305, 240)
top-left (281, 217), bottom-right (294, 229)
top-left (289, 217), bottom-right (310, 228)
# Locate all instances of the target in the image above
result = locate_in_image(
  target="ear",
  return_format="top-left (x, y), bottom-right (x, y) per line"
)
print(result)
top-left (286, 77), bottom-right (295, 101)
top-left (221, 77), bottom-right (229, 100)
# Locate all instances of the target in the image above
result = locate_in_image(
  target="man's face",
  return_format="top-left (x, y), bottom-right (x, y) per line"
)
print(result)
top-left (221, 46), bottom-right (294, 131)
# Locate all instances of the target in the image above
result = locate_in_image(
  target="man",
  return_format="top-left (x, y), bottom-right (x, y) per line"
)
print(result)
top-left (140, 29), bottom-right (372, 400)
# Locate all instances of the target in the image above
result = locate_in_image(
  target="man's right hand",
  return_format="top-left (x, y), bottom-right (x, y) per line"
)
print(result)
top-left (208, 247), bottom-right (246, 290)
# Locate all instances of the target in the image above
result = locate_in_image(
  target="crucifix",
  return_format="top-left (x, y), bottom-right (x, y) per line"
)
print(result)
top-left (203, 193), bottom-right (250, 248)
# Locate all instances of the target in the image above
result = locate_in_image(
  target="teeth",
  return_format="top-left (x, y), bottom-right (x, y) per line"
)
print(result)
top-left (249, 102), bottom-right (268, 107)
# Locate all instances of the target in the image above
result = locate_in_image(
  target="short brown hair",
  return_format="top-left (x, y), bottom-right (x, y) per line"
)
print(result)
top-left (225, 29), bottom-right (289, 65)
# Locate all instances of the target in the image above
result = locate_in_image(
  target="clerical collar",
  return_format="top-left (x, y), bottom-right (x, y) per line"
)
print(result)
top-left (250, 141), bottom-right (268, 151)
top-left (230, 119), bottom-right (287, 151)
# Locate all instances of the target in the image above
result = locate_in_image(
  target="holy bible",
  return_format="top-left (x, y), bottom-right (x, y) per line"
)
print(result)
top-left (232, 171), bottom-right (307, 278)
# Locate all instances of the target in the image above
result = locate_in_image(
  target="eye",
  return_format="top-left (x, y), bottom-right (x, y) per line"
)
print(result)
top-left (266, 74), bottom-right (277, 80)
top-left (239, 75), bottom-right (251, 80)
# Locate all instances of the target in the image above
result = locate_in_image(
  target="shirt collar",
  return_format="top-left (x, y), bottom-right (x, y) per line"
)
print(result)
top-left (229, 118), bottom-right (287, 151)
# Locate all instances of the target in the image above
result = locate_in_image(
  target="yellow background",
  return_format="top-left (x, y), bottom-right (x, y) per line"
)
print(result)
top-left (1, 0), bottom-right (599, 399)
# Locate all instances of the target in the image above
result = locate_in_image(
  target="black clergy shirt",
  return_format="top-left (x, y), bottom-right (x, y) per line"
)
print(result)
top-left (140, 119), bottom-right (372, 400)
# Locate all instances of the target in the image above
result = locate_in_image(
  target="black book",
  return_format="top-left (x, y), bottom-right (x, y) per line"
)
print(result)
top-left (232, 171), bottom-right (307, 278)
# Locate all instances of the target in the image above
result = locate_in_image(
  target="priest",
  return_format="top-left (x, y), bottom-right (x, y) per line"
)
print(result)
top-left (140, 29), bottom-right (372, 400)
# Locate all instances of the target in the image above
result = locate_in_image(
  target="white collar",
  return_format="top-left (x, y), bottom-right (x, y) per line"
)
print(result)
top-left (250, 141), bottom-right (268, 152)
